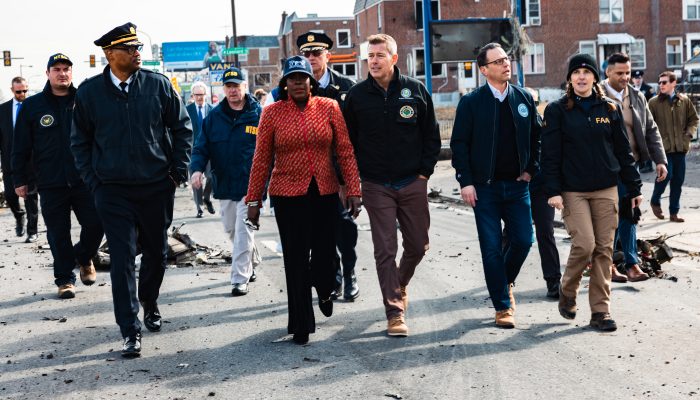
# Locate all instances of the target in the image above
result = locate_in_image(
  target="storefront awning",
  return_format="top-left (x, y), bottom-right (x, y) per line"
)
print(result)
top-left (597, 33), bottom-right (636, 45)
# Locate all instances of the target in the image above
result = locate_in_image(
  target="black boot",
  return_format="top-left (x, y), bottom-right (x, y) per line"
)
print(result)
top-left (343, 270), bottom-right (360, 301)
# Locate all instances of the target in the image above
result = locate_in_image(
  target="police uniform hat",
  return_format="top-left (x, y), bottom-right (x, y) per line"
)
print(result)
top-left (297, 31), bottom-right (333, 51)
top-left (94, 22), bottom-right (144, 49)
top-left (47, 53), bottom-right (72, 69)
top-left (632, 70), bottom-right (644, 78)
top-left (567, 53), bottom-right (600, 82)
top-left (222, 67), bottom-right (245, 84)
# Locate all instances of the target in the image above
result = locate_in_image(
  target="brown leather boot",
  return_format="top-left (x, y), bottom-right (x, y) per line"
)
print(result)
top-left (626, 264), bottom-right (649, 282)
top-left (650, 203), bottom-right (665, 219)
top-left (387, 315), bottom-right (408, 337)
top-left (495, 308), bottom-right (515, 329)
top-left (670, 214), bottom-right (685, 223)
top-left (558, 288), bottom-right (576, 320)
top-left (400, 286), bottom-right (408, 312)
top-left (79, 260), bottom-right (97, 285)
top-left (58, 283), bottom-right (76, 299)
top-left (611, 265), bottom-right (628, 283)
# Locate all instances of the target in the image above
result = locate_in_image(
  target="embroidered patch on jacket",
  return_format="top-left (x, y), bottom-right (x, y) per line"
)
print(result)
top-left (399, 105), bottom-right (415, 119)
top-left (245, 125), bottom-right (258, 135)
top-left (400, 88), bottom-right (412, 98)
top-left (40, 115), bottom-right (54, 127)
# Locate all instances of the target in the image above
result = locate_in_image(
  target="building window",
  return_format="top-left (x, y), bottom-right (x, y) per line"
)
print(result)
top-left (331, 63), bottom-right (357, 80)
top-left (667, 37), bottom-right (683, 67)
top-left (523, 43), bottom-right (545, 74)
top-left (238, 53), bottom-right (248, 63)
top-left (254, 73), bottom-right (271, 86)
top-left (579, 41), bottom-right (597, 59)
top-left (686, 33), bottom-right (700, 59)
top-left (356, 15), bottom-right (361, 37)
top-left (684, 0), bottom-right (700, 20)
top-left (414, 48), bottom-right (444, 77)
top-left (415, 0), bottom-right (439, 30)
top-left (519, 0), bottom-right (541, 25)
top-left (378, 3), bottom-right (382, 30)
top-left (336, 29), bottom-right (351, 48)
top-left (599, 0), bottom-right (623, 23)
top-left (258, 48), bottom-right (269, 62)
top-left (630, 39), bottom-right (646, 69)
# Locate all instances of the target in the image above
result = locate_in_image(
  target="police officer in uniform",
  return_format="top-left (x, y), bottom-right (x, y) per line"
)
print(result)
top-left (71, 23), bottom-right (193, 358)
top-left (297, 31), bottom-right (360, 301)
top-left (12, 53), bottom-right (103, 299)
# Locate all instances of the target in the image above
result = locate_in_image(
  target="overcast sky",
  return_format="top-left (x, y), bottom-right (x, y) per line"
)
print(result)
top-left (0, 0), bottom-right (356, 100)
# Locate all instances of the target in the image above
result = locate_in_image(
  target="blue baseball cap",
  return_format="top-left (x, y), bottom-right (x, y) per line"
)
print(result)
top-left (282, 56), bottom-right (314, 80)
top-left (47, 53), bottom-right (72, 69)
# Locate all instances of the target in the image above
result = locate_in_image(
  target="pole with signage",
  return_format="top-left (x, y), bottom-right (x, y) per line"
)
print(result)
top-left (514, 1), bottom-right (524, 87)
top-left (422, 0), bottom-right (433, 94)
top-left (231, 0), bottom-right (239, 67)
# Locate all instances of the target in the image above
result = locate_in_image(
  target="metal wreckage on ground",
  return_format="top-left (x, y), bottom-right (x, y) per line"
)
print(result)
top-left (92, 223), bottom-right (232, 269)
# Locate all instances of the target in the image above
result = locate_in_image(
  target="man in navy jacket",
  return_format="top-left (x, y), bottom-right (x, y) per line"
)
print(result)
top-left (190, 67), bottom-right (261, 297)
top-left (450, 43), bottom-right (541, 329)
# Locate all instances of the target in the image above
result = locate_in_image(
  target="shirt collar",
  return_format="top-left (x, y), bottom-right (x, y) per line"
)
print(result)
top-left (12, 98), bottom-right (21, 106)
top-left (604, 80), bottom-right (627, 103)
top-left (318, 68), bottom-right (331, 88)
top-left (487, 81), bottom-right (509, 102)
top-left (109, 69), bottom-right (133, 90)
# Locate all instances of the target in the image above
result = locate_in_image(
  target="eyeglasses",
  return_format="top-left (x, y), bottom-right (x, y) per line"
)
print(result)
top-left (484, 56), bottom-right (511, 66)
top-left (192, 93), bottom-right (206, 97)
top-left (112, 45), bottom-right (143, 55)
top-left (14, 90), bottom-right (28, 94)
top-left (658, 80), bottom-right (669, 85)
top-left (301, 50), bottom-right (324, 58)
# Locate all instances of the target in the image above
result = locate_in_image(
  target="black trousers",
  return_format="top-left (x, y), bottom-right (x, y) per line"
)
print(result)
top-left (94, 178), bottom-right (175, 338)
top-left (39, 184), bottom-right (104, 286)
top-left (529, 185), bottom-right (562, 283)
top-left (272, 180), bottom-right (337, 335)
top-left (333, 199), bottom-right (358, 287)
top-left (3, 172), bottom-right (39, 235)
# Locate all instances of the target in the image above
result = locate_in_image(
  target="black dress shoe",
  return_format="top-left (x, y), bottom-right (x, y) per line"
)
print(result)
top-left (292, 332), bottom-right (309, 345)
top-left (121, 332), bottom-right (142, 358)
top-left (196, 210), bottom-right (203, 218)
top-left (343, 272), bottom-right (360, 301)
top-left (546, 281), bottom-right (560, 299)
top-left (249, 268), bottom-right (257, 282)
top-left (25, 234), bottom-right (38, 243)
top-left (142, 302), bottom-right (162, 332)
top-left (330, 284), bottom-right (342, 301)
top-left (319, 297), bottom-right (333, 317)
top-left (204, 199), bottom-right (215, 214)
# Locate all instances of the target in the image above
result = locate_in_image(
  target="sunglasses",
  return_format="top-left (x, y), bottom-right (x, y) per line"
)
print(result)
top-left (658, 81), bottom-right (669, 85)
top-left (484, 56), bottom-right (511, 66)
top-left (301, 50), bottom-right (324, 58)
top-left (14, 90), bottom-right (28, 94)
top-left (112, 45), bottom-right (143, 55)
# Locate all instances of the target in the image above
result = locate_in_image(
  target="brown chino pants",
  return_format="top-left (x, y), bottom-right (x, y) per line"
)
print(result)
top-left (560, 186), bottom-right (618, 314)
top-left (362, 179), bottom-right (430, 319)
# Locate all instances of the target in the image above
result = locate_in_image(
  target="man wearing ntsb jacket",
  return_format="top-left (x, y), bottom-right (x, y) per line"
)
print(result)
top-left (190, 67), bottom-right (261, 297)
top-left (71, 23), bottom-right (192, 358)
top-left (12, 53), bottom-right (103, 300)
top-left (450, 43), bottom-right (541, 329)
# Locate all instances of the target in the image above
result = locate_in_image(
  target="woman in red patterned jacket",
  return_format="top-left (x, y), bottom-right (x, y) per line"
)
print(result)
top-left (246, 56), bottom-right (362, 345)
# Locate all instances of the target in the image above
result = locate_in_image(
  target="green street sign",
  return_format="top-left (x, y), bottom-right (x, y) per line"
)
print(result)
top-left (222, 47), bottom-right (249, 56)
top-left (142, 60), bottom-right (161, 66)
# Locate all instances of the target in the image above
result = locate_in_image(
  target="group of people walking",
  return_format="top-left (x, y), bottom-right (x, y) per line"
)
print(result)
top-left (1, 21), bottom-right (696, 358)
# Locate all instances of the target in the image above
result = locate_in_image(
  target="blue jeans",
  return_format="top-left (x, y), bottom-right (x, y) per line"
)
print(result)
top-left (473, 180), bottom-right (533, 311)
top-left (651, 152), bottom-right (686, 215)
top-left (614, 165), bottom-right (639, 265)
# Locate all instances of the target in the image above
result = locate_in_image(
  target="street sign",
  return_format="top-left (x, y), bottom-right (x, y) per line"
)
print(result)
top-left (222, 47), bottom-right (248, 56)
top-left (142, 60), bottom-right (161, 66)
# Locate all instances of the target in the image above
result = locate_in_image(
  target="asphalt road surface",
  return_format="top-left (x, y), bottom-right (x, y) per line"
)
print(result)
top-left (1, 187), bottom-right (699, 399)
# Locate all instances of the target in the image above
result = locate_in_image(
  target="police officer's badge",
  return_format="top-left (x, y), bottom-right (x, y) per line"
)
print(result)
top-left (130, 27), bottom-right (136, 34)
top-left (341, 93), bottom-right (347, 101)
top-left (517, 103), bottom-right (529, 118)
top-left (400, 88), bottom-right (412, 98)
top-left (308, 34), bottom-right (315, 42)
top-left (399, 105), bottom-right (415, 119)
top-left (40, 114), bottom-right (54, 127)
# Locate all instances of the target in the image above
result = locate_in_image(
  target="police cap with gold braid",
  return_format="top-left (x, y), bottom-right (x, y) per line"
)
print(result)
top-left (94, 22), bottom-right (144, 49)
top-left (296, 31), bottom-right (333, 51)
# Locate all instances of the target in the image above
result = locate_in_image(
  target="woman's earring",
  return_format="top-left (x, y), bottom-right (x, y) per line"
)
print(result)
top-left (284, 86), bottom-right (288, 90)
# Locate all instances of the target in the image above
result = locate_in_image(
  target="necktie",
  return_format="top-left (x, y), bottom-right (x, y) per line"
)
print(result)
top-left (197, 106), bottom-right (203, 128)
top-left (14, 103), bottom-right (22, 128)
top-left (119, 82), bottom-right (128, 95)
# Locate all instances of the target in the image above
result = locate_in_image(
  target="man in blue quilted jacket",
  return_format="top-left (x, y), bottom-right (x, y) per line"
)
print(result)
top-left (190, 67), bottom-right (262, 297)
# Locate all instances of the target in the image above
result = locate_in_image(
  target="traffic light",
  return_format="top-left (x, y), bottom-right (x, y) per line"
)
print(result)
top-left (89, 54), bottom-right (96, 68)
top-left (3, 51), bottom-right (10, 67)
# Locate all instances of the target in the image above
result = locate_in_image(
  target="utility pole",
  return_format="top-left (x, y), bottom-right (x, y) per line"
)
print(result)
top-left (513, 0), bottom-right (524, 87)
top-left (231, 0), bottom-right (239, 67)
top-left (422, 0), bottom-right (433, 93)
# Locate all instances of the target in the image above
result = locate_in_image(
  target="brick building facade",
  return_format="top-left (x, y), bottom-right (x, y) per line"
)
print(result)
top-left (229, 35), bottom-right (282, 92)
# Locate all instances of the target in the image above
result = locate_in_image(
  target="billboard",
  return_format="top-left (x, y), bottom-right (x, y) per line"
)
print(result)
top-left (162, 41), bottom-right (226, 71)
top-left (430, 19), bottom-right (515, 63)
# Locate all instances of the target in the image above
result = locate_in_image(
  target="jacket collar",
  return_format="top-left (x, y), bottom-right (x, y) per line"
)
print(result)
top-left (365, 66), bottom-right (401, 93)
top-left (102, 65), bottom-right (140, 95)
top-left (41, 80), bottom-right (77, 102)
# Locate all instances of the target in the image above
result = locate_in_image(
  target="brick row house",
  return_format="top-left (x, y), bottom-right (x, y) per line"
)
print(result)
top-left (230, 35), bottom-right (283, 92)
top-left (351, 0), bottom-right (700, 101)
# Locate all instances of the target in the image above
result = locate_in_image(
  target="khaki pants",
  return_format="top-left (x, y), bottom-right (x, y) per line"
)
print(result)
top-left (561, 186), bottom-right (618, 314)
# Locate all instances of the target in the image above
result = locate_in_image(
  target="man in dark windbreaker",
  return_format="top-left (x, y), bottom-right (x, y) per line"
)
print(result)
top-left (12, 53), bottom-right (103, 300)
top-left (71, 23), bottom-right (192, 358)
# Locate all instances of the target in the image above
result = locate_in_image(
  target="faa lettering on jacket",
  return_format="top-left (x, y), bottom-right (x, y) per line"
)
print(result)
top-left (594, 117), bottom-right (611, 124)
top-left (245, 125), bottom-right (258, 135)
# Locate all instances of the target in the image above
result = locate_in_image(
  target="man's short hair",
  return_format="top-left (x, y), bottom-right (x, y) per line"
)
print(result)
top-left (659, 71), bottom-right (677, 83)
top-left (367, 34), bottom-right (397, 56)
top-left (191, 81), bottom-right (208, 95)
top-left (606, 52), bottom-right (630, 66)
top-left (11, 77), bottom-right (26, 85)
top-left (476, 43), bottom-right (502, 67)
